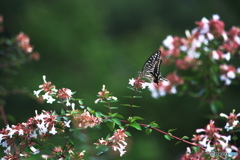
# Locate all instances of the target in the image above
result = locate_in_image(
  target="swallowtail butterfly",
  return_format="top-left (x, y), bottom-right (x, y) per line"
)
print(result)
top-left (139, 50), bottom-right (168, 84)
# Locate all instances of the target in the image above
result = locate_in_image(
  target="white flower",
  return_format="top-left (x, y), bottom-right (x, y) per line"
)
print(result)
top-left (207, 33), bottom-right (214, 40)
top-left (0, 134), bottom-right (5, 143)
top-left (30, 146), bottom-right (40, 154)
top-left (128, 78), bottom-right (135, 86)
top-left (163, 35), bottom-right (174, 49)
top-left (212, 14), bottom-right (220, 20)
top-left (205, 141), bottom-right (215, 152)
top-left (64, 120), bottom-right (71, 128)
top-left (212, 50), bottom-right (219, 60)
top-left (170, 86), bottom-right (177, 94)
top-left (141, 82), bottom-right (150, 89)
top-left (237, 67), bottom-right (240, 73)
top-left (223, 52), bottom-right (231, 61)
top-left (220, 113), bottom-right (228, 118)
top-left (227, 71), bottom-right (236, 79)
top-left (196, 128), bottom-right (205, 133)
top-left (148, 83), bottom-right (159, 98)
top-left (71, 103), bottom-right (75, 110)
top-left (199, 17), bottom-right (209, 34)
top-left (158, 87), bottom-right (166, 97)
top-left (199, 136), bottom-right (208, 147)
top-left (218, 139), bottom-right (228, 149)
top-left (33, 89), bottom-right (43, 98)
top-left (49, 125), bottom-right (57, 135)
top-left (18, 129), bottom-right (24, 136)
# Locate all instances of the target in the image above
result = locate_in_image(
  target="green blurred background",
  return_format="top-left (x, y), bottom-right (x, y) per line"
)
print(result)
top-left (0, 0), bottom-right (240, 159)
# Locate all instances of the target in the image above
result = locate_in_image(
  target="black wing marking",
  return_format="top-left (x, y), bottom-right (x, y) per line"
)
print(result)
top-left (139, 50), bottom-right (167, 84)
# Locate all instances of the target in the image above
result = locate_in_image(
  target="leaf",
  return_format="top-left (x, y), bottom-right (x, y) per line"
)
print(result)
top-left (181, 136), bottom-right (189, 140)
top-left (132, 96), bottom-right (142, 98)
top-left (121, 104), bottom-right (131, 107)
top-left (164, 134), bottom-right (172, 141)
top-left (168, 128), bottom-right (177, 133)
top-left (132, 116), bottom-right (144, 121)
top-left (95, 111), bottom-right (104, 118)
top-left (232, 135), bottom-right (238, 140)
top-left (108, 112), bottom-right (118, 117)
top-left (110, 107), bottom-right (118, 110)
top-left (149, 121), bottom-right (159, 128)
top-left (175, 141), bottom-right (181, 146)
top-left (123, 96), bottom-right (133, 98)
top-left (145, 128), bottom-right (152, 135)
top-left (125, 131), bottom-right (132, 137)
top-left (210, 102), bottom-right (218, 114)
top-left (192, 146), bottom-right (200, 153)
top-left (130, 121), bottom-right (142, 130)
top-left (127, 86), bottom-right (136, 91)
top-left (96, 145), bottom-right (109, 155)
top-left (131, 105), bottom-right (141, 108)
top-left (107, 121), bottom-right (115, 131)
top-left (112, 118), bottom-right (121, 126)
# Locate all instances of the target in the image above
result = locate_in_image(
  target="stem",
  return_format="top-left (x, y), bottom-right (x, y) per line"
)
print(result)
top-left (120, 120), bottom-right (205, 150)
top-left (0, 104), bottom-right (8, 125)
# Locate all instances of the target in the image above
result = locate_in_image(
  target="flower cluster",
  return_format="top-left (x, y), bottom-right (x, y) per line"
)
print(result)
top-left (95, 129), bottom-right (128, 157)
top-left (95, 85), bottom-right (118, 103)
top-left (0, 110), bottom-right (67, 159)
top-left (181, 111), bottom-right (240, 159)
top-left (220, 109), bottom-right (240, 131)
top-left (34, 75), bottom-right (73, 106)
top-left (42, 146), bottom-right (85, 159)
top-left (72, 110), bottom-right (102, 129)
top-left (148, 73), bottom-right (184, 98)
top-left (147, 14), bottom-right (240, 99)
top-left (16, 32), bottom-right (33, 53)
top-left (128, 77), bottom-right (150, 90)
top-left (220, 64), bottom-right (237, 85)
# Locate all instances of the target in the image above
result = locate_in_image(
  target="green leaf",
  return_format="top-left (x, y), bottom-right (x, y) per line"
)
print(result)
top-left (110, 107), bottom-right (118, 109)
top-left (107, 121), bottom-right (115, 131)
top-left (210, 102), bottom-right (218, 114)
top-left (131, 105), bottom-right (141, 108)
top-left (145, 128), bottom-right (152, 135)
top-left (132, 116), bottom-right (144, 120)
top-left (96, 145), bottom-right (109, 155)
top-left (95, 111), bottom-right (104, 118)
top-left (127, 86), bottom-right (135, 91)
top-left (232, 135), bottom-right (238, 140)
top-left (61, 109), bottom-right (66, 115)
top-left (149, 121), bottom-right (159, 128)
top-left (112, 118), bottom-right (121, 125)
top-left (168, 128), bottom-right (177, 133)
top-left (125, 131), bottom-right (132, 137)
top-left (121, 104), bottom-right (131, 107)
top-left (108, 112), bottom-right (118, 117)
top-left (132, 96), bottom-right (142, 98)
top-left (130, 121), bottom-right (142, 130)
top-left (175, 141), bottom-right (181, 146)
top-left (181, 136), bottom-right (189, 140)
top-left (164, 134), bottom-right (172, 141)
top-left (123, 96), bottom-right (133, 98)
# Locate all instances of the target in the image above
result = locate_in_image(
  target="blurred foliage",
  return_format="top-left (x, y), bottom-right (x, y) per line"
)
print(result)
top-left (0, 0), bottom-right (240, 159)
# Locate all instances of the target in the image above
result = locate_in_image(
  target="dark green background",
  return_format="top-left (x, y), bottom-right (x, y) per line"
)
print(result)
top-left (0, 0), bottom-right (240, 159)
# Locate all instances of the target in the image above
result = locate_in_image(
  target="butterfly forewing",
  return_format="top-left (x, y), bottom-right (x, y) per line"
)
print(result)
top-left (139, 50), bottom-right (167, 84)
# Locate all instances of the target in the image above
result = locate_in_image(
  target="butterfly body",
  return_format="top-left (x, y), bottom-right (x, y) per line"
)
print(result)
top-left (139, 50), bottom-right (167, 84)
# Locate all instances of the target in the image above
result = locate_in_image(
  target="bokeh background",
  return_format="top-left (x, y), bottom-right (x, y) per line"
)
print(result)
top-left (0, 0), bottom-right (240, 159)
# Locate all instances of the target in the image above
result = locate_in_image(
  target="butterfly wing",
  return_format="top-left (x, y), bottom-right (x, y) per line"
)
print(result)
top-left (139, 50), bottom-right (160, 82)
top-left (139, 50), bottom-right (167, 83)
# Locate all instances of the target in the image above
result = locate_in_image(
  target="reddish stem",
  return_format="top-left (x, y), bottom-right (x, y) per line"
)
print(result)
top-left (120, 120), bottom-right (205, 150)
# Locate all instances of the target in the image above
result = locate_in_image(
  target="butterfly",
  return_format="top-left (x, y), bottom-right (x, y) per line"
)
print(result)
top-left (139, 50), bottom-right (168, 84)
